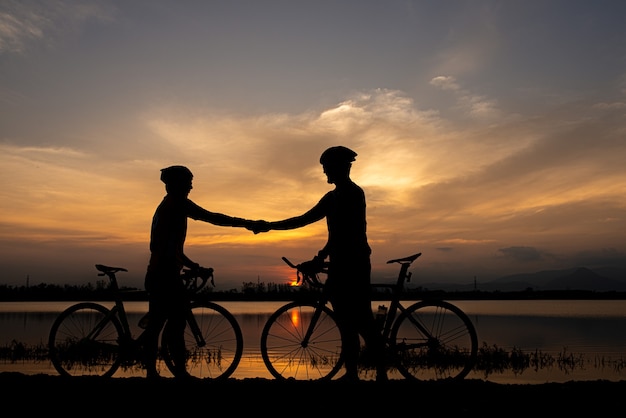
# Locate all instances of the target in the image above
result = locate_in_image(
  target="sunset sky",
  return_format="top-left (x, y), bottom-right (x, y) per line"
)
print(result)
top-left (1, 1), bottom-right (625, 291)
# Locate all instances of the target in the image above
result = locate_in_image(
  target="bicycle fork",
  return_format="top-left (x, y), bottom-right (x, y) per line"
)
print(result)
top-left (186, 310), bottom-right (206, 347)
top-left (301, 301), bottom-right (326, 348)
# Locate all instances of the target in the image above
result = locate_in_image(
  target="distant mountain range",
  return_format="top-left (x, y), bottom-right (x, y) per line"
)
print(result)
top-left (419, 267), bottom-right (626, 292)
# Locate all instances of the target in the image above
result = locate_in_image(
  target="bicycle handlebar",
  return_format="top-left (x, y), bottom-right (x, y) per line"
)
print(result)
top-left (281, 257), bottom-right (296, 269)
top-left (282, 252), bottom-right (422, 288)
top-left (181, 266), bottom-right (214, 292)
top-left (95, 263), bottom-right (214, 293)
top-left (282, 256), bottom-right (328, 288)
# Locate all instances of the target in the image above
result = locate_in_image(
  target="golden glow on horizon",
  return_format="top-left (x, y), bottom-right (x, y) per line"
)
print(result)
top-left (1, 89), bottom-right (624, 289)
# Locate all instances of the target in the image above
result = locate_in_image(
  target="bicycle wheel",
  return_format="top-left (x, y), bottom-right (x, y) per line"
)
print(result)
top-left (48, 302), bottom-right (124, 377)
top-left (391, 300), bottom-right (478, 381)
top-left (261, 301), bottom-right (344, 381)
top-left (161, 301), bottom-right (243, 380)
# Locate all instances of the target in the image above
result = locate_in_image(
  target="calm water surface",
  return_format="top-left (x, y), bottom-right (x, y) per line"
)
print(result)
top-left (2, 300), bottom-right (625, 383)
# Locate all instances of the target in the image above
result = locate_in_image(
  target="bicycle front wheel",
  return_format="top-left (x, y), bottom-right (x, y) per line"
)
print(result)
top-left (261, 301), bottom-right (344, 381)
top-left (391, 300), bottom-right (478, 381)
top-left (48, 302), bottom-right (124, 377)
top-left (161, 301), bottom-right (243, 380)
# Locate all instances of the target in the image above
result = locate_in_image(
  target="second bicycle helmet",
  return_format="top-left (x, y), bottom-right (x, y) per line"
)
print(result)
top-left (319, 146), bottom-right (357, 166)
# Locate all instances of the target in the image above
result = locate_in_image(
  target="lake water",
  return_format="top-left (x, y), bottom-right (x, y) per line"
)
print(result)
top-left (2, 300), bottom-right (625, 383)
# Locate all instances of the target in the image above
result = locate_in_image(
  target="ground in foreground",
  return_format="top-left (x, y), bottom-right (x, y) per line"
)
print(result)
top-left (1, 372), bottom-right (623, 415)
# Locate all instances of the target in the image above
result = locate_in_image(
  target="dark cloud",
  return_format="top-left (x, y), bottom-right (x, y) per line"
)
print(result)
top-left (498, 246), bottom-right (546, 262)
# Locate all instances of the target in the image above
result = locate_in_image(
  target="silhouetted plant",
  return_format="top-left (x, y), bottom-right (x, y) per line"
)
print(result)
top-left (2, 339), bottom-right (624, 378)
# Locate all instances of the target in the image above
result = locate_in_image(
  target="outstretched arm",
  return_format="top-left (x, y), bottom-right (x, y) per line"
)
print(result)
top-left (186, 200), bottom-right (255, 228)
top-left (248, 192), bottom-right (331, 234)
top-left (269, 206), bottom-right (325, 230)
top-left (249, 201), bottom-right (326, 234)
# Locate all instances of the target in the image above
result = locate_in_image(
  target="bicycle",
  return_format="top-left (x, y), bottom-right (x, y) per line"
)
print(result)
top-left (48, 264), bottom-right (243, 379)
top-left (260, 252), bottom-right (478, 381)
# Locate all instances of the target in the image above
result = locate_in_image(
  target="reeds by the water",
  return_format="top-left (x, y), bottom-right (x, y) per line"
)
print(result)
top-left (0, 340), bottom-right (49, 363)
top-left (2, 339), bottom-right (624, 377)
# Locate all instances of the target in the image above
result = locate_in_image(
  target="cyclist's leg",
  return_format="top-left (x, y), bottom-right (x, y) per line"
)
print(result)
top-left (329, 261), bottom-right (387, 382)
top-left (358, 309), bottom-right (388, 381)
top-left (142, 298), bottom-right (168, 378)
top-left (331, 290), bottom-right (386, 381)
top-left (329, 297), bottom-right (361, 380)
top-left (162, 304), bottom-right (188, 378)
top-left (358, 298), bottom-right (388, 381)
top-left (143, 270), bottom-right (189, 379)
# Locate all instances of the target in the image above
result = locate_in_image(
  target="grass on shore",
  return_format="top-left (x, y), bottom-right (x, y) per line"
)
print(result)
top-left (1, 339), bottom-right (625, 378)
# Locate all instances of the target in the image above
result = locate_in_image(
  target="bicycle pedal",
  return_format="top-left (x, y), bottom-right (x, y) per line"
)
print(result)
top-left (138, 313), bottom-right (150, 329)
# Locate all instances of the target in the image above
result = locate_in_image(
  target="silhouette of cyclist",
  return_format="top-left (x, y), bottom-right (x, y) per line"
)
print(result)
top-left (252, 146), bottom-right (387, 381)
top-left (143, 165), bottom-right (256, 379)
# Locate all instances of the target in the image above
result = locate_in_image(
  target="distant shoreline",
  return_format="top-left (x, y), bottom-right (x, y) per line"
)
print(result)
top-left (2, 372), bottom-right (625, 414)
top-left (2, 288), bottom-right (626, 302)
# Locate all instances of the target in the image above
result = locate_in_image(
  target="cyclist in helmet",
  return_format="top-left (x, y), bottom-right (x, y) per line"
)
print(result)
top-left (252, 146), bottom-right (387, 382)
top-left (143, 165), bottom-right (258, 380)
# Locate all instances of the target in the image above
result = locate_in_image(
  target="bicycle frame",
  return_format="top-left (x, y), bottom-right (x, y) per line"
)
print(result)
top-left (375, 254), bottom-right (469, 355)
top-left (94, 266), bottom-right (134, 341)
top-left (374, 254), bottom-right (421, 342)
top-left (261, 252), bottom-right (477, 381)
top-left (49, 264), bottom-right (243, 379)
top-left (98, 265), bottom-right (211, 347)
top-left (279, 254), bottom-right (421, 357)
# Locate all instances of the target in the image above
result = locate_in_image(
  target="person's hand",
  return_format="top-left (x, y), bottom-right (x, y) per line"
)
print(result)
top-left (246, 220), bottom-right (271, 234)
top-left (298, 255), bottom-right (325, 274)
top-left (198, 266), bottom-right (214, 279)
top-left (312, 255), bottom-right (326, 270)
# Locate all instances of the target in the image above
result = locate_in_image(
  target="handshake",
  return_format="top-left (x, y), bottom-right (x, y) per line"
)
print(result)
top-left (243, 219), bottom-right (271, 235)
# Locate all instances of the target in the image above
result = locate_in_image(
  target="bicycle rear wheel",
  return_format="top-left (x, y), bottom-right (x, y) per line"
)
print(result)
top-left (391, 300), bottom-right (477, 381)
top-left (261, 301), bottom-right (344, 381)
top-left (48, 302), bottom-right (124, 377)
top-left (161, 301), bottom-right (243, 380)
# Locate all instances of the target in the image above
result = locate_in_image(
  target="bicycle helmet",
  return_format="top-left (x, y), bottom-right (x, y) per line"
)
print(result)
top-left (319, 146), bottom-right (357, 166)
top-left (160, 165), bottom-right (193, 184)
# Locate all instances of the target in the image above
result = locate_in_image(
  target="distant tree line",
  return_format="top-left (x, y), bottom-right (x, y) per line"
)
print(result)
top-left (0, 280), bottom-right (135, 302)
top-left (1, 281), bottom-right (625, 301)
top-left (0, 280), bottom-right (311, 302)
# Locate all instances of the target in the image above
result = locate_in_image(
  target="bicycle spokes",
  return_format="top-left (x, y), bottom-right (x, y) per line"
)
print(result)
top-left (391, 300), bottom-right (477, 381)
top-left (48, 303), bottom-right (125, 377)
top-left (161, 302), bottom-right (243, 380)
top-left (261, 302), bottom-right (344, 381)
